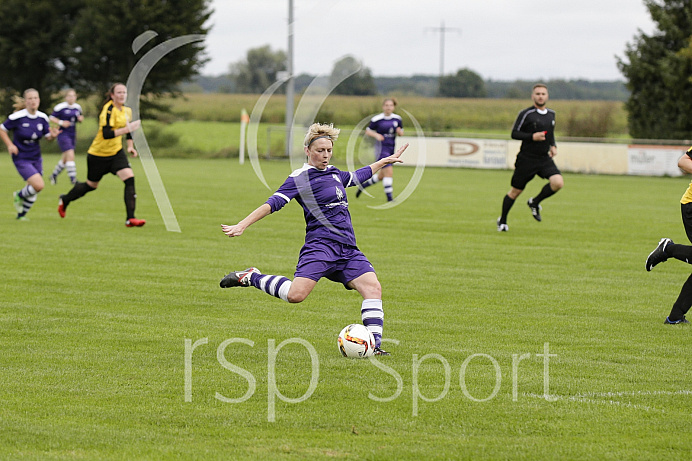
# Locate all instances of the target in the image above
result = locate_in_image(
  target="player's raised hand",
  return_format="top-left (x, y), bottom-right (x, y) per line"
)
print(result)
top-left (383, 142), bottom-right (409, 165)
top-left (221, 223), bottom-right (245, 238)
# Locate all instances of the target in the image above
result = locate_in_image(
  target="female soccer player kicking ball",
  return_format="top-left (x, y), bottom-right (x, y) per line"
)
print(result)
top-left (220, 123), bottom-right (408, 355)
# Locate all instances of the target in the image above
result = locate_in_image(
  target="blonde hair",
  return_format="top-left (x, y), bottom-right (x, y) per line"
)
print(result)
top-left (12, 88), bottom-right (39, 112)
top-left (303, 123), bottom-right (340, 147)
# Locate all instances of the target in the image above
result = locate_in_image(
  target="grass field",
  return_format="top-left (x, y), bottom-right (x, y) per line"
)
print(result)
top-left (1, 153), bottom-right (691, 460)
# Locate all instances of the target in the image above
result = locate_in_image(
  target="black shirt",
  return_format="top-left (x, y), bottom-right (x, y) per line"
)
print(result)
top-left (511, 106), bottom-right (556, 159)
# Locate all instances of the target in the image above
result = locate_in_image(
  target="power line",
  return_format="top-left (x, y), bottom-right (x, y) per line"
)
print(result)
top-left (426, 21), bottom-right (461, 77)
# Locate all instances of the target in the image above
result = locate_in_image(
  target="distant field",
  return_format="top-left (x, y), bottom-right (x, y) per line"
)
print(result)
top-left (1, 155), bottom-right (690, 459)
top-left (55, 93), bottom-right (629, 160)
top-left (160, 93), bottom-right (629, 137)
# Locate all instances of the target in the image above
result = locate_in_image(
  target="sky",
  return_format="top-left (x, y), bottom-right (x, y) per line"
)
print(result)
top-left (201, 0), bottom-right (657, 81)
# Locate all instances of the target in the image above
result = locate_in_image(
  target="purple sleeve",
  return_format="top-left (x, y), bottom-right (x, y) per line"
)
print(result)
top-left (1, 117), bottom-right (15, 131)
top-left (51, 110), bottom-right (59, 118)
top-left (265, 176), bottom-right (298, 213)
top-left (353, 166), bottom-right (373, 186)
top-left (368, 119), bottom-right (377, 131)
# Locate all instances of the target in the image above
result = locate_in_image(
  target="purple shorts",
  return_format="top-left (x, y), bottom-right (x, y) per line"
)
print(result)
top-left (14, 158), bottom-right (43, 180)
top-left (295, 238), bottom-right (375, 288)
top-left (376, 148), bottom-right (395, 168)
top-left (57, 132), bottom-right (76, 152)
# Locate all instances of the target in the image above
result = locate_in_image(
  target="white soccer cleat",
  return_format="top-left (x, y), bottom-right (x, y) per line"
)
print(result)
top-left (220, 267), bottom-right (261, 288)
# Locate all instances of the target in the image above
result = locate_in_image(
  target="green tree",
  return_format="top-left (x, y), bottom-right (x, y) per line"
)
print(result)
top-left (437, 68), bottom-right (486, 98)
top-left (66, 0), bottom-right (211, 115)
top-left (618, 0), bottom-right (692, 139)
top-left (0, 0), bottom-right (211, 117)
top-left (329, 56), bottom-right (377, 96)
top-left (231, 45), bottom-right (287, 94)
top-left (0, 0), bottom-right (83, 114)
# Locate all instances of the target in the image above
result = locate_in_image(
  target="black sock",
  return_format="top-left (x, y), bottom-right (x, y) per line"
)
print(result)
top-left (500, 195), bottom-right (515, 224)
top-left (533, 183), bottom-right (556, 205)
top-left (670, 273), bottom-right (692, 320)
top-left (665, 243), bottom-right (692, 264)
top-left (124, 177), bottom-right (136, 220)
top-left (63, 181), bottom-right (95, 207)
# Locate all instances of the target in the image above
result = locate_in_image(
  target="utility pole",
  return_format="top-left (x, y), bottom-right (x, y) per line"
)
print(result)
top-left (285, 0), bottom-right (295, 157)
top-left (426, 21), bottom-right (461, 77)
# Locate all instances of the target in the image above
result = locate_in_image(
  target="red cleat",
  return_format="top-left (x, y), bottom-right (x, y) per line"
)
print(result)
top-left (58, 196), bottom-right (66, 218)
top-left (126, 218), bottom-right (146, 227)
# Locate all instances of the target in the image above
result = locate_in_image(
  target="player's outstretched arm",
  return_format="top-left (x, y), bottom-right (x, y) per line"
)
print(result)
top-left (222, 203), bottom-right (272, 238)
top-left (369, 142), bottom-right (408, 174)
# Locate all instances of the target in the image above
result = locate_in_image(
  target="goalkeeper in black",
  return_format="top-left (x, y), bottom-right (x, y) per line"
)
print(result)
top-left (497, 83), bottom-right (563, 232)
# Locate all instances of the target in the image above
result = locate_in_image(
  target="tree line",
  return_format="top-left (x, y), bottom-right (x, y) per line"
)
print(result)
top-left (187, 44), bottom-right (627, 101)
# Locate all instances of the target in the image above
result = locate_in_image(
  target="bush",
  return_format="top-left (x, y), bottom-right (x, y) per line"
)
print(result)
top-left (563, 103), bottom-right (616, 138)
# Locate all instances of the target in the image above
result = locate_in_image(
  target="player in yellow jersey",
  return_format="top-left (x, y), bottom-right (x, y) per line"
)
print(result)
top-left (645, 146), bottom-right (692, 324)
top-left (58, 83), bottom-right (145, 227)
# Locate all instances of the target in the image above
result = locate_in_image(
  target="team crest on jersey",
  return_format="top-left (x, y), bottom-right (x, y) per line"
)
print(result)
top-left (37, 124), bottom-right (43, 131)
top-left (335, 186), bottom-right (344, 201)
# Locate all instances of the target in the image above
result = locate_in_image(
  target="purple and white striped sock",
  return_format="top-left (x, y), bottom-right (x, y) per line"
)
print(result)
top-left (253, 274), bottom-right (292, 302)
top-left (361, 299), bottom-right (384, 347)
top-left (18, 184), bottom-right (37, 199)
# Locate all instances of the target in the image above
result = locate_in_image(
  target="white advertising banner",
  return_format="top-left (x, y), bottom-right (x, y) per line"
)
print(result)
top-left (398, 136), bottom-right (688, 177)
top-left (398, 136), bottom-right (508, 169)
top-left (627, 145), bottom-right (687, 177)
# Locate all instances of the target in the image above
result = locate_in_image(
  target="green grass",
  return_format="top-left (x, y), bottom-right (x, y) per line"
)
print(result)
top-left (1, 154), bottom-right (691, 460)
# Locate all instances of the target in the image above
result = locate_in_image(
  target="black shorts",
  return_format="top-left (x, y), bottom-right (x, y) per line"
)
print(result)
top-left (87, 150), bottom-right (131, 182)
top-left (681, 203), bottom-right (692, 243)
top-left (510, 154), bottom-right (561, 190)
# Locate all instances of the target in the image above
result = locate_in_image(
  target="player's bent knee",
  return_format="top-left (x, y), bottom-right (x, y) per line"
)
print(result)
top-left (551, 177), bottom-right (564, 191)
top-left (359, 281), bottom-right (382, 299)
top-left (286, 292), bottom-right (307, 303)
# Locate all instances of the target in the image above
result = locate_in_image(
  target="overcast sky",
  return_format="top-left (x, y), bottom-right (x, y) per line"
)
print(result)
top-left (201, 0), bottom-right (656, 81)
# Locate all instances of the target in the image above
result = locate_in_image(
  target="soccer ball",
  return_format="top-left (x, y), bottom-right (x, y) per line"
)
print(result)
top-left (337, 324), bottom-right (375, 358)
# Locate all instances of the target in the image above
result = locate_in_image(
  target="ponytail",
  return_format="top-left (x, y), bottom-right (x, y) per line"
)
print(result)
top-left (11, 88), bottom-right (39, 112)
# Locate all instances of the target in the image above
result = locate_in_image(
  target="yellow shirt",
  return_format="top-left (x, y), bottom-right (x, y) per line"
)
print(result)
top-left (682, 147), bottom-right (692, 204)
top-left (88, 101), bottom-right (132, 157)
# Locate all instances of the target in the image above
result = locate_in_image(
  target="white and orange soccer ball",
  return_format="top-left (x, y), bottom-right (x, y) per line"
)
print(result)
top-left (337, 324), bottom-right (375, 358)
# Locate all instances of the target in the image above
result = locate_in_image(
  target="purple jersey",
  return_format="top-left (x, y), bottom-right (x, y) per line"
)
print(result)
top-left (1, 109), bottom-right (51, 160)
top-left (51, 102), bottom-right (82, 136)
top-left (368, 113), bottom-right (403, 156)
top-left (265, 164), bottom-right (373, 246)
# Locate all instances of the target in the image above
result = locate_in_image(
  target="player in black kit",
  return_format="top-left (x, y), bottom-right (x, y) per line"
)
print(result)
top-left (497, 83), bottom-right (563, 232)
